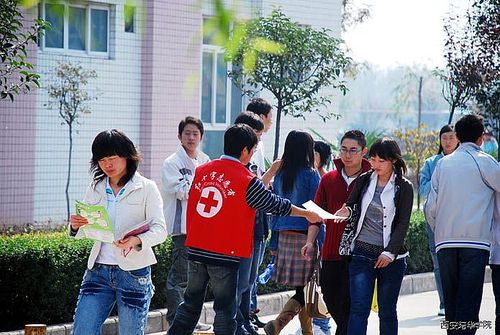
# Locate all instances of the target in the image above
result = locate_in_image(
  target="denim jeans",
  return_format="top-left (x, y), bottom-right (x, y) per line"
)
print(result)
top-left (237, 237), bottom-right (266, 329)
top-left (168, 260), bottom-right (238, 335)
top-left (347, 246), bottom-right (406, 335)
top-left (73, 264), bottom-right (153, 335)
top-left (437, 248), bottom-right (489, 335)
top-left (425, 222), bottom-right (444, 310)
top-left (491, 264), bottom-right (500, 335)
top-left (250, 237), bottom-right (267, 311)
top-left (165, 235), bottom-right (189, 324)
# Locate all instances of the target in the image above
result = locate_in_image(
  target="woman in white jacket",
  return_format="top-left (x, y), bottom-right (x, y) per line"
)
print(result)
top-left (70, 129), bottom-right (167, 335)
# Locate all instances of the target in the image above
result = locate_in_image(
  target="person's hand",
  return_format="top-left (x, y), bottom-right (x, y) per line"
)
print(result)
top-left (270, 250), bottom-right (278, 256)
top-left (333, 204), bottom-right (350, 223)
top-left (114, 236), bottom-right (142, 250)
top-left (374, 254), bottom-right (392, 268)
top-left (305, 210), bottom-right (324, 224)
top-left (301, 242), bottom-right (315, 261)
top-left (70, 215), bottom-right (88, 231)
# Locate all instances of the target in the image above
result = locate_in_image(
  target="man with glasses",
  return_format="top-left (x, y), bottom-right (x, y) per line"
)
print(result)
top-left (302, 130), bottom-right (371, 335)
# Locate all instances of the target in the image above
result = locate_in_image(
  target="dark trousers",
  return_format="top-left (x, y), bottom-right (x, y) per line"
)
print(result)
top-left (320, 260), bottom-right (350, 335)
top-left (437, 248), bottom-right (489, 335)
top-left (491, 264), bottom-right (500, 335)
top-left (168, 260), bottom-right (238, 335)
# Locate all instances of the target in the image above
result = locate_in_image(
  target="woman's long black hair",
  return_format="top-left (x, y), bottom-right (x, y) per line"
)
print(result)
top-left (437, 124), bottom-right (457, 154)
top-left (90, 129), bottom-right (141, 186)
top-left (369, 137), bottom-right (407, 184)
top-left (277, 130), bottom-right (315, 194)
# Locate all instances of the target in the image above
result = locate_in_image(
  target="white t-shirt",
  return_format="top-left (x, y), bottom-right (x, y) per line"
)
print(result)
top-left (252, 141), bottom-right (266, 177)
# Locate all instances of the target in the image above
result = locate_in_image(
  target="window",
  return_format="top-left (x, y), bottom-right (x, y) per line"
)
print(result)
top-left (41, 2), bottom-right (109, 54)
top-left (124, 5), bottom-right (135, 33)
top-left (201, 18), bottom-right (231, 129)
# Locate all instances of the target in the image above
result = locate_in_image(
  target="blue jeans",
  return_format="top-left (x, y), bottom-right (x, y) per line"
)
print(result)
top-left (348, 247), bottom-right (406, 335)
top-left (250, 237), bottom-right (267, 311)
top-left (237, 237), bottom-right (266, 329)
top-left (425, 223), bottom-right (444, 310)
top-left (73, 264), bottom-right (153, 335)
top-left (168, 260), bottom-right (238, 335)
top-left (165, 235), bottom-right (189, 323)
top-left (437, 248), bottom-right (489, 335)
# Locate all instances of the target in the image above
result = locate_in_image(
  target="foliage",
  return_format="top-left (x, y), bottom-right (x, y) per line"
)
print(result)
top-left (308, 127), bottom-right (339, 159)
top-left (47, 62), bottom-right (98, 221)
top-left (437, 0), bottom-right (500, 124)
top-left (341, 0), bottom-right (371, 32)
top-left (475, 79), bottom-right (500, 160)
top-left (406, 211), bottom-right (433, 274)
top-left (362, 129), bottom-right (386, 151)
top-left (0, 232), bottom-right (93, 331)
top-left (228, 9), bottom-right (352, 159)
top-left (393, 124), bottom-right (439, 208)
top-left (202, 0), bottom-right (283, 75)
top-left (0, 0), bottom-right (48, 101)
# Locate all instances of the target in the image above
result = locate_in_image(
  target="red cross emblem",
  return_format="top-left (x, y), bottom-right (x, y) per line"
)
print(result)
top-left (196, 186), bottom-right (223, 218)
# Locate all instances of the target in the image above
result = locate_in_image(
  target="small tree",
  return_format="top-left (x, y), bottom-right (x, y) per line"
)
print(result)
top-left (393, 125), bottom-right (439, 209)
top-left (435, 13), bottom-right (483, 124)
top-left (476, 80), bottom-right (500, 160)
top-left (1, 0), bottom-right (48, 101)
top-left (47, 62), bottom-right (97, 221)
top-left (228, 10), bottom-right (351, 159)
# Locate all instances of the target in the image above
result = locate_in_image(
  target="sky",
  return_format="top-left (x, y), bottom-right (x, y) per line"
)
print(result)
top-left (343, 0), bottom-right (471, 69)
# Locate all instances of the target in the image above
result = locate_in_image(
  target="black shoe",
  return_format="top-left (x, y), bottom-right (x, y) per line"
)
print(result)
top-left (235, 325), bottom-right (251, 335)
top-left (250, 313), bottom-right (266, 328)
top-left (244, 322), bottom-right (260, 335)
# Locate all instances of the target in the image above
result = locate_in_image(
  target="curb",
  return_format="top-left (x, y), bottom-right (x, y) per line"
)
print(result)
top-left (2, 269), bottom-right (492, 335)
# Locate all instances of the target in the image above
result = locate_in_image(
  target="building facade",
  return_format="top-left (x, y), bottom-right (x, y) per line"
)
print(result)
top-left (0, 0), bottom-right (343, 226)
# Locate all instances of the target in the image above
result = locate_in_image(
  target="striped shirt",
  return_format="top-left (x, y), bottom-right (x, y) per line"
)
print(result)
top-left (188, 176), bottom-right (292, 267)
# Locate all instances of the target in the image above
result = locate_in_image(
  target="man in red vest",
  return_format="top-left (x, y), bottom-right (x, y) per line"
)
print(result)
top-left (167, 124), bottom-right (323, 335)
top-left (302, 130), bottom-right (370, 335)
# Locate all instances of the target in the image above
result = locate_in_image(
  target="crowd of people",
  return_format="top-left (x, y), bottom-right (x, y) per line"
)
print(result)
top-left (68, 98), bottom-right (499, 335)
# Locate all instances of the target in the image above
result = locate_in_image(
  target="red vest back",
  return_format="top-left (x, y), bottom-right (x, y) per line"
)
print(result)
top-left (186, 158), bottom-right (256, 258)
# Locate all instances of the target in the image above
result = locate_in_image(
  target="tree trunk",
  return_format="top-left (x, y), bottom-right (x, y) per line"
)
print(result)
top-left (448, 102), bottom-right (456, 124)
top-left (417, 76), bottom-right (423, 210)
top-left (273, 99), bottom-right (283, 160)
top-left (417, 76), bottom-right (423, 128)
top-left (65, 124), bottom-right (73, 221)
top-left (496, 117), bottom-right (500, 162)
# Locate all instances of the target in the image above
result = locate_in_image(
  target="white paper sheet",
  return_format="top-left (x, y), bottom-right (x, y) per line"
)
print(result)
top-left (302, 200), bottom-right (348, 220)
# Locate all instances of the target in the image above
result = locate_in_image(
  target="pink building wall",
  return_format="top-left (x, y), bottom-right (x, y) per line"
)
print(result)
top-left (140, 0), bottom-right (202, 183)
top-left (0, 10), bottom-right (38, 226)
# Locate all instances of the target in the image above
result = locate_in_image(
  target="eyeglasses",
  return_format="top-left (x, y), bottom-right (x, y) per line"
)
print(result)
top-left (340, 148), bottom-right (362, 155)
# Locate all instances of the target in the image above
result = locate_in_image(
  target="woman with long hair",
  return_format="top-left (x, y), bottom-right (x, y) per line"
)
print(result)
top-left (420, 125), bottom-right (459, 316)
top-left (264, 130), bottom-right (320, 335)
top-left (69, 129), bottom-right (167, 335)
top-left (335, 137), bottom-right (414, 335)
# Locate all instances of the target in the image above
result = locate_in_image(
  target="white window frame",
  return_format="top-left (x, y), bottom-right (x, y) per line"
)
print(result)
top-left (40, 1), bottom-right (109, 57)
top-left (201, 24), bottom-right (232, 131)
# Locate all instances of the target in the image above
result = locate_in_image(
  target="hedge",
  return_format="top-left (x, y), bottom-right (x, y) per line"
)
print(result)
top-left (0, 211), bottom-right (431, 331)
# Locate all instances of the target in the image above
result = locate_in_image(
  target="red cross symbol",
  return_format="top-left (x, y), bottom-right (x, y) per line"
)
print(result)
top-left (199, 190), bottom-right (219, 213)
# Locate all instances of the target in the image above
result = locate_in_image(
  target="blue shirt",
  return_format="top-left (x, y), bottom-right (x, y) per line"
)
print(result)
top-left (419, 153), bottom-right (443, 198)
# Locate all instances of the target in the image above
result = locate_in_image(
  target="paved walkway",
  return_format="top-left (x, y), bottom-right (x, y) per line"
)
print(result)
top-left (257, 283), bottom-right (496, 335)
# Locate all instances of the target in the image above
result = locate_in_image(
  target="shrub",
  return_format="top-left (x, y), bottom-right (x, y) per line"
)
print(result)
top-left (0, 211), bottom-right (432, 331)
top-left (406, 210), bottom-right (433, 274)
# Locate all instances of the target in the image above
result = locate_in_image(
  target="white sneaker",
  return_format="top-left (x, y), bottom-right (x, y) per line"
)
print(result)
top-left (194, 322), bottom-right (212, 332)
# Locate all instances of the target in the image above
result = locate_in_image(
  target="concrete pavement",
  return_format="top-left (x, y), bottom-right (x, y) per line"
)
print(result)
top-left (257, 283), bottom-right (496, 335)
